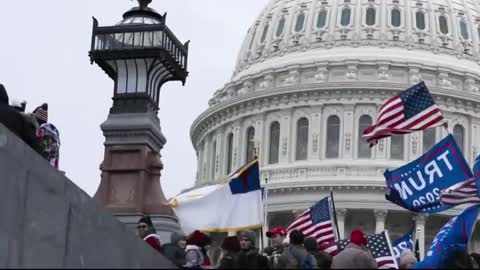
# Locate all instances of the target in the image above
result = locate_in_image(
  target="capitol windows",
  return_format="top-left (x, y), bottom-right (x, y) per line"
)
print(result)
top-left (453, 124), bottom-right (465, 153)
top-left (276, 17), bottom-right (286, 37)
top-left (460, 20), bottom-right (469, 40)
top-left (423, 128), bottom-right (436, 153)
top-left (340, 7), bottom-right (352, 27)
top-left (269, 122), bottom-right (280, 164)
top-left (358, 115), bottom-right (372, 158)
top-left (295, 12), bottom-right (306, 32)
top-left (415, 11), bottom-right (426, 30)
top-left (438, 15), bottom-right (449, 34)
top-left (365, 7), bottom-right (376, 26)
top-left (296, 118), bottom-right (309, 161)
top-left (390, 135), bottom-right (404, 160)
top-left (226, 133), bottom-right (234, 174)
top-left (326, 116), bottom-right (341, 159)
top-left (317, 10), bottom-right (328, 29)
top-left (260, 24), bottom-right (269, 43)
top-left (246, 126), bottom-right (256, 163)
top-left (391, 9), bottom-right (401, 27)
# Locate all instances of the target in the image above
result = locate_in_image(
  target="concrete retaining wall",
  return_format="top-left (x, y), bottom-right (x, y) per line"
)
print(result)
top-left (0, 123), bottom-right (175, 268)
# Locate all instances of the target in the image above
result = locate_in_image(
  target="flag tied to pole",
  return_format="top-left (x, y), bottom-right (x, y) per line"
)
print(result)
top-left (384, 134), bottom-right (472, 213)
top-left (169, 159), bottom-right (264, 234)
top-left (363, 81), bottom-right (447, 146)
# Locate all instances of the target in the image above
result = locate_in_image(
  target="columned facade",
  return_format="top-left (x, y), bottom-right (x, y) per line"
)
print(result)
top-left (190, 0), bottom-right (480, 257)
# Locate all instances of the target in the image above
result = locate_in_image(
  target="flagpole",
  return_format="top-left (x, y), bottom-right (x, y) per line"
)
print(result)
top-left (262, 177), bottom-right (269, 252)
top-left (330, 191), bottom-right (341, 241)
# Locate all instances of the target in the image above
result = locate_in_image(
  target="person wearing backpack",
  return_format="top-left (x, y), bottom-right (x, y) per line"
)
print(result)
top-left (278, 230), bottom-right (317, 269)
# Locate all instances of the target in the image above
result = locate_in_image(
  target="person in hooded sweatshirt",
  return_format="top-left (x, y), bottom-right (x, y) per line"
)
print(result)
top-left (136, 215), bottom-right (161, 252)
top-left (161, 232), bottom-right (187, 267)
top-left (277, 230), bottom-right (317, 269)
top-left (237, 230), bottom-right (269, 269)
top-left (304, 237), bottom-right (332, 269)
top-left (0, 84), bottom-right (41, 154)
top-left (331, 230), bottom-right (377, 269)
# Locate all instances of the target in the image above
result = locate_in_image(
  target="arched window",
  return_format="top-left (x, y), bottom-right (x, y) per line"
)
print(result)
top-left (326, 116), bottom-right (341, 158)
top-left (460, 20), bottom-right (469, 39)
top-left (439, 15), bottom-right (449, 34)
top-left (391, 9), bottom-right (401, 27)
top-left (317, 10), bottom-right (328, 29)
top-left (260, 24), bottom-right (269, 43)
top-left (246, 127), bottom-right (256, 163)
top-left (454, 125), bottom-right (465, 153)
top-left (211, 140), bottom-right (217, 178)
top-left (366, 7), bottom-right (376, 26)
top-left (478, 26), bottom-right (480, 41)
top-left (416, 11), bottom-right (426, 30)
top-left (295, 13), bottom-right (306, 32)
top-left (358, 116), bottom-right (372, 158)
top-left (423, 128), bottom-right (436, 153)
top-left (276, 18), bottom-right (286, 37)
top-left (269, 122), bottom-right (280, 164)
top-left (226, 133), bottom-right (234, 173)
top-left (341, 8), bottom-right (351, 26)
top-left (391, 135), bottom-right (404, 160)
top-left (296, 118), bottom-right (309, 161)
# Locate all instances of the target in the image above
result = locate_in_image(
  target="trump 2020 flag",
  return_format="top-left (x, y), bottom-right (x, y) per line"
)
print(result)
top-left (413, 204), bottom-right (480, 269)
top-left (473, 154), bottom-right (480, 196)
top-left (384, 134), bottom-right (472, 213)
top-left (169, 159), bottom-right (264, 234)
top-left (392, 228), bottom-right (414, 264)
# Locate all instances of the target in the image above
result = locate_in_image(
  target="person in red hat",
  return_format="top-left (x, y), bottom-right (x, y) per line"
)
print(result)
top-left (184, 230), bottom-right (211, 269)
top-left (264, 227), bottom-right (288, 269)
top-left (331, 230), bottom-right (377, 269)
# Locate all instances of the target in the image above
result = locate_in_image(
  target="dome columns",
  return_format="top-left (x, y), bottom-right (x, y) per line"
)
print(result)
top-left (374, 209), bottom-right (388, 234)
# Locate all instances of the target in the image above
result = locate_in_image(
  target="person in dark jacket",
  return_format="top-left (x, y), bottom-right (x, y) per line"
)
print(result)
top-left (277, 230), bottom-right (317, 269)
top-left (218, 236), bottom-right (241, 269)
top-left (161, 232), bottom-right (187, 267)
top-left (265, 227), bottom-right (288, 269)
top-left (137, 215), bottom-right (161, 252)
top-left (331, 230), bottom-right (377, 269)
top-left (0, 84), bottom-right (41, 154)
top-left (238, 230), bottom-right (269, 269)
top-left (304, 237), bottom-right (332, 269)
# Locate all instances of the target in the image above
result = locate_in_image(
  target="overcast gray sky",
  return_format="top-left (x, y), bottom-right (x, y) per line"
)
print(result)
top-left (0, 0), bottom-right (268, 198)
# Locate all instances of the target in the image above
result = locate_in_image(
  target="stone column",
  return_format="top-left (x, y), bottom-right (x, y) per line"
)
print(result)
top-left (374, 209), bottom-right (388, 234)
top-left (415, 214), bottom-right (428, 260)
top-left (336, 208), bottom-right (347, 239)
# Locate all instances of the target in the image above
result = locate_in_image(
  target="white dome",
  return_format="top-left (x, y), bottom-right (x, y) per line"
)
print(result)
top-left (190, 0), bottom-right (480, 250)
top-left (234, 0), bottom-right (480, 78)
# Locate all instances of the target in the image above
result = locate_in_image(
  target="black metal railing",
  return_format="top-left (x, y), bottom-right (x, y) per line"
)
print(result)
top-left (90, 17), bottom-right (188, 71)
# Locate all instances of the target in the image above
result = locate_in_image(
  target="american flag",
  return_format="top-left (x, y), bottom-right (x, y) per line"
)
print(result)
top-left (336, 231), bottom-right (398, 269)
top-left (33, 106), bottom-right (48, 123)
top-left (440, 178), bottom-right (480, 206)
top-left (363, 82), bottom-right (447, 146)
top-left (286, 197), bottom-right (336, 249)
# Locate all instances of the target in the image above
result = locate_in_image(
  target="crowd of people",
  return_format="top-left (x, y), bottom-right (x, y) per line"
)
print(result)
top-left (136, 215), bottom-right (480, 269)
top-left (0, 84), bottom-right (60, 168)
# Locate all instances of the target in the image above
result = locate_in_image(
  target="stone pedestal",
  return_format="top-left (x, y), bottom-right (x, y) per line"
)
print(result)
top-left (94, 112), bottom-right (180, 243)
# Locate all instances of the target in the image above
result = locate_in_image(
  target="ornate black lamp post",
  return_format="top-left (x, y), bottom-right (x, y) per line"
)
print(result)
top-left (89, 0), bottom-right (189, 239)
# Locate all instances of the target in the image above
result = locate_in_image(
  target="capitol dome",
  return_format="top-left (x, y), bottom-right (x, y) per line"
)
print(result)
top-left (190, 0), bottom-right (480, 256)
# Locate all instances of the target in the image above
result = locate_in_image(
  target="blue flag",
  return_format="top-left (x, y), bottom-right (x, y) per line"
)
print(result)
top-left (473, 155), bottom-right (480, 196)
top-left (392, 228), bottom-right (415, 264)
top-left (384, 134), bottom-right (472, 213)
top-left (413, 204), bottom-right (480, 269)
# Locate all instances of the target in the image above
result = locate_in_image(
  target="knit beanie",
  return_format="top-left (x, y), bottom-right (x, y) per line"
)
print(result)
top-left (238, 230), bottom-right (257, 246)
top-left (350, 230), bottom-right (368, 246)
top-left (138, 215), bottom-right (153, 227)
top-left (187, 230), bottom-right (211, 247)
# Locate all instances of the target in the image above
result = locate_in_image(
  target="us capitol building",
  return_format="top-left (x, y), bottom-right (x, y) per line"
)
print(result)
top-left (189, 0), bottom-right (480, 257)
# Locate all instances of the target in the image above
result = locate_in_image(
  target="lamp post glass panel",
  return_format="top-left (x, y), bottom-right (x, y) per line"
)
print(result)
top-left (89, 0), bottom-right (189, 114)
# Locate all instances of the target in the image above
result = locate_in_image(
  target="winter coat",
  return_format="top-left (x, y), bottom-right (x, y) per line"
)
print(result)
top-left (184, 245), bottom-right (205, 269)
top-left (0, 86), bottom-right (41, 155)
top-left (310, 250), bottom-right (332, 269)
top-left (331, 243), bottom-right (377, 269)
top-left (277, 244), bottom-right (318, 269)
top-left (238, 248), bottom-right (269, 269)
top-left (265, 245), bottom-right (287, 269)
top-left (143, 233), bottom-right (162, 252)
top-left (218, 252), bottom-right (240, 269)
top-left (161, 243), bottom-right (186, 267)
